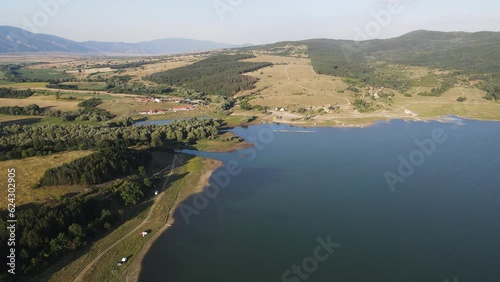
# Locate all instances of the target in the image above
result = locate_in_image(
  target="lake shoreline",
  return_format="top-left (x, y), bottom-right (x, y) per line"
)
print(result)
top-left (125, 155), bottom-right (223, 282)
top-left (138, 119), bottom-right (500, 281)
top-left (128, 114), bottom-right (470, 280)
top-left (128, 114), bottom-right (496, 281)
top-left (251, 114), bottom-right (480, 129)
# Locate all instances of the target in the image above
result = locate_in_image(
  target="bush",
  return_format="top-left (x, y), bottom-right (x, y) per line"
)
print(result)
top-left (77, 98), bottom-right (102, 108)
top-left (353, 98), bottom-right (376, 113)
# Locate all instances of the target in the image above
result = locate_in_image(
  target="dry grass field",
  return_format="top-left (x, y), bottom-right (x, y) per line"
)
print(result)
top-left (242, 55), bottom-right (353, 107)
top-left (0, 150), bottom-right (93, 207)
top-left (0, 95), bottom-right (81, 110)
top-left (400, 87), bottom-right (500, 119)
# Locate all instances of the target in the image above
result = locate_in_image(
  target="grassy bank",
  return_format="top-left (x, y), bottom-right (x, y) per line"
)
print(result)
top-left (41, 154), bottom-right (221, 282)
top-left (193, 132), bottom-right (254, 152)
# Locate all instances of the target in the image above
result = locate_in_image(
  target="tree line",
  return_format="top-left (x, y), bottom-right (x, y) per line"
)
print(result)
top-left (0, 118), bottom-right (220, 160)
top-left (0, 98), bottom-right (115, 122)
top-left (480, 79), bottom-right (500, 100)
top-left (38, 143), bottom-right (151, 187)
top-left (0, 104), bottom-right (44, 116)
top-left (0, 87), bottom-right (34, 98)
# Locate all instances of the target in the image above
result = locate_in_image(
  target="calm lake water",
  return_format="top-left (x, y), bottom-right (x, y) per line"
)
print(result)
top-left (140, 118), bottom-right (500, 282)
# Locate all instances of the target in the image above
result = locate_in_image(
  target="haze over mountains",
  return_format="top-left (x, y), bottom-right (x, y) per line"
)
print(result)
top-left (2, 25), bottom-right (500, 73)
top-left (0, 26), bottom-right (248, 55)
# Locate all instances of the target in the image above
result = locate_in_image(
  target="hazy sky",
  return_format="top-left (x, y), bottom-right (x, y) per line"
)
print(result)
top-left (1, 0), bottom-right (500, 44)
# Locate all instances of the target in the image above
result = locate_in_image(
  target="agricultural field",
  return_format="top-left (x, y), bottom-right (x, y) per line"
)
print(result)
top-left (17, 68), bottom-right (71, 81)
top-left (0, 81), bottom-right (47, 87)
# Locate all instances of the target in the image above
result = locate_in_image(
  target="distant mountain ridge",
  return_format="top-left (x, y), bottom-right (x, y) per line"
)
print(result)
top-left (0, 26), bottom-right (248, 54)
top-left (2, 25), bottom-right (500, 74)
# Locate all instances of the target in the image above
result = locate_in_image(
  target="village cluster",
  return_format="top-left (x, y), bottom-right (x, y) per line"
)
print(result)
top-left (135, 97), bottom-right (206, 115)
top-left (368, 86), bottom-right (385, 99)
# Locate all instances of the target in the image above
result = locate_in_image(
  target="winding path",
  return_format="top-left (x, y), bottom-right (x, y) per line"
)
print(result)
top-left (284, 65), bottom-right (291, 81)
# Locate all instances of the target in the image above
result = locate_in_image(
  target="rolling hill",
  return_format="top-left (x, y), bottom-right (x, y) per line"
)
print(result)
top-left (300, 30), bottom-right (500, 76)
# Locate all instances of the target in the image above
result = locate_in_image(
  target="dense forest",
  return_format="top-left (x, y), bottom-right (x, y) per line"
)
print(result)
top-left (0, 118), bottom-right (220, 160)
top-left (0, 170), bottom-right (152, 276)
top-left (147, 54), bottom-right (272, 96)
top-left (0, 87), bottom-right (34, 98)
top-left (38, 143), bottom-right (151, 187)
top-left (0, 196), bottom-right (117, 275)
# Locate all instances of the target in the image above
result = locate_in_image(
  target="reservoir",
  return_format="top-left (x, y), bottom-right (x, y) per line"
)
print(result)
top-left (140, 118), bottom-right (500, 282)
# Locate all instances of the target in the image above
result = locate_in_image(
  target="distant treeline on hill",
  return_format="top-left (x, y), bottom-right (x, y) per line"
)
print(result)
top-left (303, 31), bottom-right (500, 76)
top-left (94, 60), bottom-right (158, 69)
top-left (0, 87), bottom-right (34, 98)
top-left (299, 32), bottom-right (500, 97)
top-left (146, 54), bottom-right (272, 96)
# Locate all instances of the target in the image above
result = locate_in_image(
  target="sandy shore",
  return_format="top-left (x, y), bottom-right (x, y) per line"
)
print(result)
top-left (123, 155), bottom-right (223, 282)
